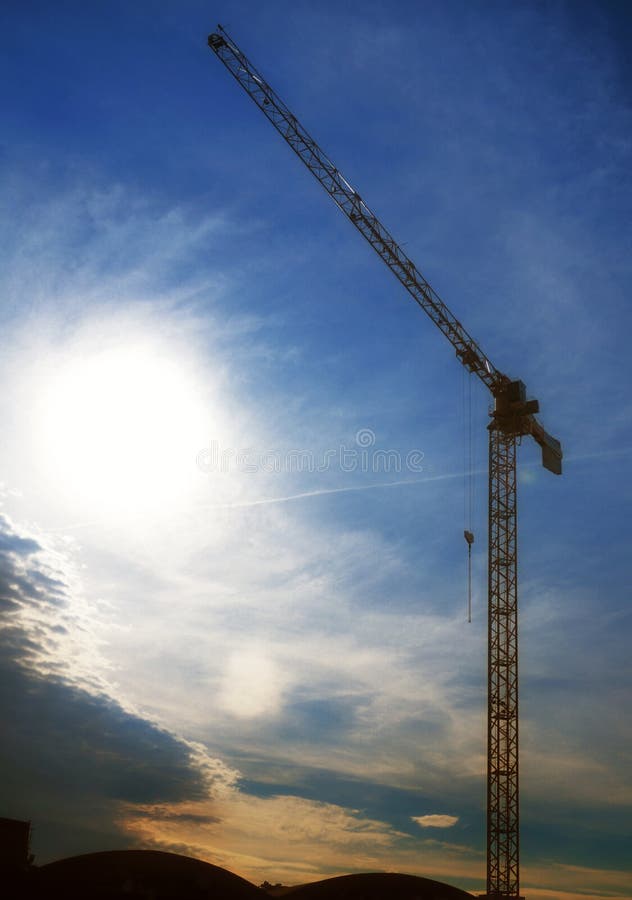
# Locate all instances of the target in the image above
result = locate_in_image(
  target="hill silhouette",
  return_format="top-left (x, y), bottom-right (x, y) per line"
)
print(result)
top-left (10, 848), bottom-right (475, 899)
top-left (31, 849), bottom-right (266, 899)
top-left (269, 872), bottom-right (473, 899)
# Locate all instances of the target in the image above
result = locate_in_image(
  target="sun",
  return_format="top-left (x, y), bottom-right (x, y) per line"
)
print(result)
top-left (37, 336), bottom-right (211, 524)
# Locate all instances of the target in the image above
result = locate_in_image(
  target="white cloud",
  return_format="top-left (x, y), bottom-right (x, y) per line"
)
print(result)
top-left (411, 815), bottom-right (459, 829)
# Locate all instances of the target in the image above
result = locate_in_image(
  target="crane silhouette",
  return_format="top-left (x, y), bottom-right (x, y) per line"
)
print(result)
top-left (208, 25), bottom-right (562, 899)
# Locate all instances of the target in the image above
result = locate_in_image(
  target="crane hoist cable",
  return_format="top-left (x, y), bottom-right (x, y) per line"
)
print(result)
top-left (463, 368), bottom-right (475, 623)
top-left (464, 369), bottom-right (475, 622)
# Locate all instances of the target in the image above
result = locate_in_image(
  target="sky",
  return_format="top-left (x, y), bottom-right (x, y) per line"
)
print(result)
top-left (1, 1), bottom-right (631, 898)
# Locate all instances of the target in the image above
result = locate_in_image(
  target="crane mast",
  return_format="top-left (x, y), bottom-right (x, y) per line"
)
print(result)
top-left (208, 25), bottom-right (562, 899)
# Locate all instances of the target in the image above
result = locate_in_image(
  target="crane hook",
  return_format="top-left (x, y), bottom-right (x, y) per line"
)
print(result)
top-left (464, 530), bottom-right (474, 623)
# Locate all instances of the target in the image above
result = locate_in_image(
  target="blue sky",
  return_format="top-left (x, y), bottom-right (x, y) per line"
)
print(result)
top-left (1, 1), bottom-right (631, 897)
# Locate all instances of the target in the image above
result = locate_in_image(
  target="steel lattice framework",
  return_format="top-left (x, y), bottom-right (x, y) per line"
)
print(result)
top-left (488, 425), bottom-right (520, 897)
top-left (208, 25), bottom-right (562, 898)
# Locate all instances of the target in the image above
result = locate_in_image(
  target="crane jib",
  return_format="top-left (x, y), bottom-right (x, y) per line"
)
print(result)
top-left (207, 27), bottom-right (561, 475)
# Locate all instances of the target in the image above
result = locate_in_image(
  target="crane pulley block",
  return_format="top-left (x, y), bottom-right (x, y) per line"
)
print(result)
top-left (456, 344), bottom-right (484, 374)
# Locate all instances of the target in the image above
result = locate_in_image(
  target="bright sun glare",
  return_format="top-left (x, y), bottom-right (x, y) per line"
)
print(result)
top-left (37, 339), bottom-right (209, 523)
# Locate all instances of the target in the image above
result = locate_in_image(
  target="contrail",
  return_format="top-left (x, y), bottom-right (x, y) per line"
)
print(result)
top-left (197, 471), bottom-right (477, 511)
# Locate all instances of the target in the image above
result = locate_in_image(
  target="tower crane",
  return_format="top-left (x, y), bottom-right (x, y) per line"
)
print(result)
top-left (208, 25), bottom-right (562, 899)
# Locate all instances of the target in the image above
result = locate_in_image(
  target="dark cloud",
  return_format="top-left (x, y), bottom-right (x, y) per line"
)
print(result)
top-left (0, 514), bottom-right (68, 614)
top-left (143, 811), bottom-right (221, 826)
top-left (0, 524), bottom-right (41, 555)
top-left (0, 513), bottom-right (215, 863)
top-left (0, 656), bottom-right (210, 803)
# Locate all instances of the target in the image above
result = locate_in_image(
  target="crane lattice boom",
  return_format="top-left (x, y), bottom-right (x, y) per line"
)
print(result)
top-left (208, 29), bottom-right (502, 393)
top-left (208, 25), bottom-right (562, 899)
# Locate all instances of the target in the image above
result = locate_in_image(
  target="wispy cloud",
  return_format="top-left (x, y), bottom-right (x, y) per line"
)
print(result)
top-left (121, 793), bottom-right (479, 889)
